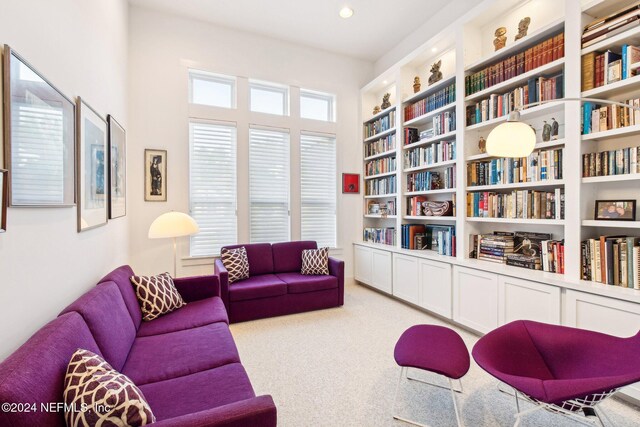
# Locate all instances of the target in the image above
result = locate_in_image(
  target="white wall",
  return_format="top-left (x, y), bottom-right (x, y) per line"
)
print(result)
top-left (0, 0), bottom-right (129, 360)
top-left (127, 6), bottom-right (373, 278)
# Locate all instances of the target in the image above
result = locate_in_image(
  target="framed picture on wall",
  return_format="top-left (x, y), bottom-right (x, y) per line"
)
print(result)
top-left (107, 115), bottom-right (126, 218)
top-left (76, 97), bottom-right (108, 232)
top-left (144, 149), bottom-right (167, 202)
top-left (0, 169), bottom-right (7, 233)
top-left (3, 44), bottom-right (76, 207)
top-left (342, 173), bottom-right (360, 194)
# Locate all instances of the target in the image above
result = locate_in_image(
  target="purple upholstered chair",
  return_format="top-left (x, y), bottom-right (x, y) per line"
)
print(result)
top-left (472, 320), bottom-right (640, 427)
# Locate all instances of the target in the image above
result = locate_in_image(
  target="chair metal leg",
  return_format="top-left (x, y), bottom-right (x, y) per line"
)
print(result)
top-left (448, 378), bottom-right (464, 427)
top-left (407, 371), bottom-right (463, 393)
top-left (391, 367), bottom-right (405, 416)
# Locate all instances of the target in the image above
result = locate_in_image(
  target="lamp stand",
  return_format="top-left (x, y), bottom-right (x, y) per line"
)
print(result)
top-left (172, 237), bottom-right (177, 278)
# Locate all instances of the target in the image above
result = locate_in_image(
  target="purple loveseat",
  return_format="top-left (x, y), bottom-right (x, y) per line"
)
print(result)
top-left (0, 265), bottom-right (277, 427)
top-left (214, 241), bottom-right (344, 323)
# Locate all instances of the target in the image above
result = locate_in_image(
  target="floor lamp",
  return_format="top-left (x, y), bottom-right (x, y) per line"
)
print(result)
top-left (148, 211), bottom-right (199, 277)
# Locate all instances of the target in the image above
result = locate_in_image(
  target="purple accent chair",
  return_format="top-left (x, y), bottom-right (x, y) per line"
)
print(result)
top-left (0, 266), bottom-right (277, 427)
top-left (214, 241), bottom-right (345, 323)
top-left (472, 320), bottom-right (640, 426)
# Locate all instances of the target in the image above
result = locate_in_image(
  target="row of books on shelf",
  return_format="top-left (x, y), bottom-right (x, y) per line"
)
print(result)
top-left (466, 74), bottom-right (564, 126)
top-left (581, 47), bottom-right (640, 91)
top-left (581, 236), bottom-right (640, 289)
top-left (365, 176), bottom-right (396, 196)
top-left (407, 167), bottom-right (456, 192)
top-left (404, 83), bottom-right (455, 121)
top-left (583, 146), bottom-right (640, 178)
top-left (404, 140), bottom-right (455, 169)
top-left (367, 200), bottom-right (396, 216)
top-left (405, 125), bottom-right (456, 146)
top-left (406, 196), bottom-right (455, 217)
top-left (364, 134), bottom-right (396, 158)
top-left (465, 33), bottom-right (564, 96)
top-left (401, 224), bottom-right (456, 256)
top-left (365, 157), bottom-right (397, 177)
top-left (581, 100), bottom-right (640, 134)
top-left (466, 189), bottom-right (564, 220)
top-left (469, 231), bottom-right (564, 273)
top-left (582, 2), bottom-right (640, 48)
top-left (432, 111), bottom-right (456, 136)
top-left (467, 148), bottom-right (564, 186)
top-left (363, 227), bottom-right (396, 245)
top-left (363, 110), bottom-right (396, 139)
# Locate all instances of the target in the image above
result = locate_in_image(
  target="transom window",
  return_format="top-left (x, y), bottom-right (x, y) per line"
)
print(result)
top-left (189, 69), bottom-right (236, 108)
top-left (249, 80), bottom-right (289, 116)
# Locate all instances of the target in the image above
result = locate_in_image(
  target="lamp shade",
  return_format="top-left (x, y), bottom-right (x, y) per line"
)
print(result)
top-left (148, 212), bottom-right (199, 239)
top-left (486, 121), bottom-right (536, 158)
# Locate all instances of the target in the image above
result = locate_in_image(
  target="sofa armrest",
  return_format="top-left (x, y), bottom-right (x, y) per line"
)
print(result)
top-left (214, 259), bottom-right (230, 309)
top-left (151, 395), bottom-right (277, 427)
top-left (173, 275), bottom-right (220, 302)
top-left (328, 257), bottom-right (345, 306)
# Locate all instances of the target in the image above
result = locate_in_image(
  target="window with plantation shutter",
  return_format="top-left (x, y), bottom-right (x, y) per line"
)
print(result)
top-left (249, 127), bottom-right (290, 243)
top-left (301, 132), bottom-right (336, 248)
top-left (189, 121), bottom-right (237, 256)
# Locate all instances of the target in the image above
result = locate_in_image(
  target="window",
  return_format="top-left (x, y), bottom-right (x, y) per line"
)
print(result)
top-left (189, 121), bottom-right (237, 256)
top-left (189, 69), bottom-right (235, 108)
top-left (249, 80), bottom-right (289, 115)
top-left (249, 127), bottom-right (290, 243)
top-left (301, 132), bottom-right (337, 247)
top-left (300, 89), bottom-right (335, 122)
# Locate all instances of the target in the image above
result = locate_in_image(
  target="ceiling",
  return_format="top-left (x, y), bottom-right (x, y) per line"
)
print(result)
top-left (128, 0), bottom-right (452, 61)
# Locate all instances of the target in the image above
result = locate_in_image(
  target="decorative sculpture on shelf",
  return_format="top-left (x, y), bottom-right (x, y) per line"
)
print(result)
top-left (413, 76), bottom-right (421, 93)
top-left (381, 93), bottom-right (391, 109)
top-left (494, 27), bottom-right (507, 51)
top-left (372, 105), bottom-right (381, 115)
top-left (428, 60), bottom-right (443, 86)
top-left (551, 118), bottom-right (559, 139)
top-left (478, 136), bottom-right (487, 153)
top-left (515, 17), bottom-right (531, 41)
top-left (542, 121), bottom-right (551, 142)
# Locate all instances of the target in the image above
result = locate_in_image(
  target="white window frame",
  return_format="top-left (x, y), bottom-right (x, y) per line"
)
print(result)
top-left (300, 89), bottom-right (336, 122)
top-left (249, 79), bottom-right (290, 116)
top-left (189, 69), bottom-right (237, 108)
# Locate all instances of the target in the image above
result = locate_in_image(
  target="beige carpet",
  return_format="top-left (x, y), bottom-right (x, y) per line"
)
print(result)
top-left (230, 281), bottom-right (640, 426)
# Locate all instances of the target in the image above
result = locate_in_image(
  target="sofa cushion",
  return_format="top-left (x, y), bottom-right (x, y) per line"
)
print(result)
top-left (139, 363), bottom-right (255, 421)
top-left (276, 272), bottom-right (338, 294)
top-left (59, 282), bottom-right (136, 371)
top-left (221, 246), bottom-right (250, 283)
top-left (98, 265), bottom-right (142, 329)
top-left (229, 274), bottom-right (287, 302)
top-left (222, 243), bottom-right (274, 275)
top-left (272, 241), bottom-right (317, 273)
top-left (122, 322), bottom-right (240, 385)
top-left (0, 313), bottom-right (101, 427)
top-left (301, 247), bottom-right (330, 275)
top-left (64, 349), bottom-right (155, 427)
top-left (136, 297), bottom-right (228, 337)
top-left (130, 273), bottom-right (186, 321)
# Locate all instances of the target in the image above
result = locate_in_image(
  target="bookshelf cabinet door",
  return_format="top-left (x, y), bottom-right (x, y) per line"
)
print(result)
top-left (354, 245), bottom-right (373, 285)
top-left (564, 290), bottom-right (640, 401)
top-left (498, 277), bottom-right (561, 326)
top-left (393, 254), bottom-right (420, 305)
top-left (419, 259), bottom-right (452, 319)
top-left (371, 249), bottom-right (392, 294)
top-left (453, 266), bottom-right (498, 334)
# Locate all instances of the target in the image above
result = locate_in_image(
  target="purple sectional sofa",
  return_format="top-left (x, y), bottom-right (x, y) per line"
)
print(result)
top-left (214, 241), bottom-right (345, 323)
top-left (0, 265), bottom-right (277, 427)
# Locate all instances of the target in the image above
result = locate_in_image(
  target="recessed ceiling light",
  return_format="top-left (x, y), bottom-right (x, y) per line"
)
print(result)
top-left (339, 6), bottom-right (354, 18)
top-left (432, 47), bottom-right (438, 53)
top-left (383, 80), bottom-right (388, 85)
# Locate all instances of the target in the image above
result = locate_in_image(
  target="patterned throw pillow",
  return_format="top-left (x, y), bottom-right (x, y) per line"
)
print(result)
top-left (301, 247), bottom-right (330, 275)
top-left (221, 246), bottom-right (250, 283)
top-left (64, 349), bottom-right (155, 427)
top-left (129, 272), bottom-right (186, 321)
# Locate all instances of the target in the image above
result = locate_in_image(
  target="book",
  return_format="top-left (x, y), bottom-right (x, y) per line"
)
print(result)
top-left (582, 52), bottom-right (596, 91)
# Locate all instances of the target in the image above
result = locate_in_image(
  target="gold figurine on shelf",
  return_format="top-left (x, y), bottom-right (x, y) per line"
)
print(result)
top-left (494, 27), bottom-right (507, 51)
top-left (372, 105), bottom-right (381, 115)
top-left (381, 93), bottom-right (391, 109)
top-left (515, 17), bottom-right (531, 41)
top-left (413, 76), bottom-right (421, 93)
top-left (478, 136), bottom-right (487, 154)
top-left (428, 60), bottom-right (443, 85)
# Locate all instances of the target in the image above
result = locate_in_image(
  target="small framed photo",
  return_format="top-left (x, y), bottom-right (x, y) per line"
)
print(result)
top-left (594, 200), bottom-right (636, 221)
top-left (0, 169), bottom-right (7, 233)
top-left (342, 173), bottom-right (360, 194)
top-left (108, 115), bottom-right (126, 219)
top-left (145, 149), bottom-right (167, 202)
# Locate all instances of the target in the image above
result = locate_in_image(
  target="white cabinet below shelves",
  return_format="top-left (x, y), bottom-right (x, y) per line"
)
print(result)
top-left (371, 249), bottom-right (392, 294)
top-left (419, 259), bottom-right (452, 319)
top-left (453, 266), bottom-right (499, 334)
top-left (498, 276), bottom-right (561, 325)
top-left (354, 245), bottom-right (372, 285)
top-left (393, 254), bottom-right (420, 305)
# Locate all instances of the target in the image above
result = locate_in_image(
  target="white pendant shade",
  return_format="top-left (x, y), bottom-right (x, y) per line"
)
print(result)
top-left (148, 212), bottom-right (199, 239)
top-left (486, 121), bottom-right (536, 158)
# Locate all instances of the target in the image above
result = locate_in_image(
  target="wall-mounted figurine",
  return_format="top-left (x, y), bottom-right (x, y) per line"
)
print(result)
top-left (542, 120), bottom-right (551, 142)
top-left (428, 60), bottom-right (443, 86)
top-left (551, 118), bottom-right (559, 139)
top-left (372, 105), bottom-right (381, 115)
top-left (381, 93), bottom-right (391, 109)
top-left (413, 76), bottom-right (421, 93)
top-left (515, 17), bottom-right (531, 41)
top-left (494, 27), bottom-right (507, 51)
top-left (478, 136), bottom-right (487, 153)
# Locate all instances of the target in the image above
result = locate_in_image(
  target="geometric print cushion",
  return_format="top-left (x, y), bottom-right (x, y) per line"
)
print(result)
top-left (129, 272), bottom-right (186, 321)
top-left (221, 246), bottom-right (250, 284)
top-left (63, 349), bottom-right (155, 427)
top-left (301, 247), bottom-right (330, 275)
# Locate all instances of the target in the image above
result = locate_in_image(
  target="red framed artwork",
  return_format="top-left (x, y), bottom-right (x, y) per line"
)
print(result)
top-left (342, 173), bottom-right (360, 194)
